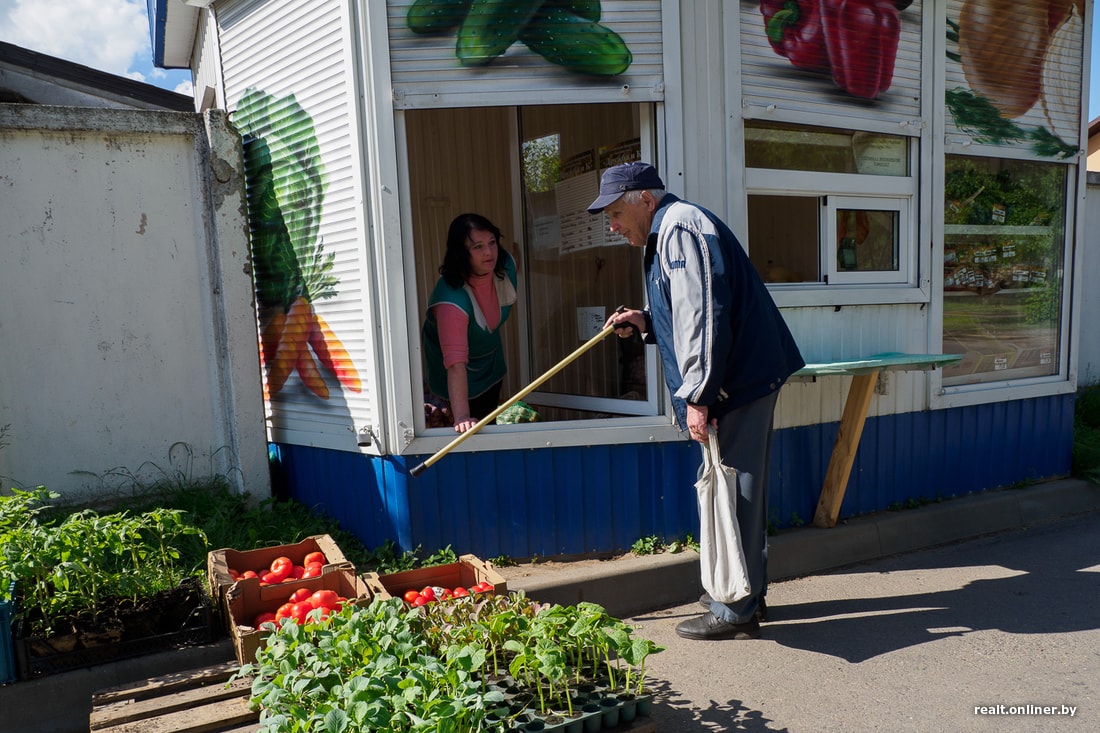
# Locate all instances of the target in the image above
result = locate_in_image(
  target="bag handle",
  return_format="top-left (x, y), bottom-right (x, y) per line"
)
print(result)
top-left (705, 425), bottom-right (723, 468)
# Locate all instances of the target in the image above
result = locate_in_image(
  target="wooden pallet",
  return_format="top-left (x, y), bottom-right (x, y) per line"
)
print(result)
top-left (90, 661), bottom-right (658, 733)
top-left (90, 661), bottom-right (257, 733)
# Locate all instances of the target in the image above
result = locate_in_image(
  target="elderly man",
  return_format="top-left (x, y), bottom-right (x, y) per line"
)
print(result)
top-left (591, 162), bottom-right (804, 640)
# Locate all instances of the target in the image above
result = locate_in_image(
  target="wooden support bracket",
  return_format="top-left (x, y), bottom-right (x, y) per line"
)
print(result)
top-left (812, 370), bottom-right (880, 529)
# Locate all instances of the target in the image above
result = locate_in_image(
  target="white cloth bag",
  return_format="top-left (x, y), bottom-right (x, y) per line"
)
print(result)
top-left (694, 427), bottom-right (751, 604)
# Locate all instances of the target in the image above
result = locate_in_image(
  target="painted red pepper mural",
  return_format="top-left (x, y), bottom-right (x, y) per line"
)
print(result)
top-left (761, 0), bottom-right (831, 74)
top-left (760, 0), bottom-right (906, 100)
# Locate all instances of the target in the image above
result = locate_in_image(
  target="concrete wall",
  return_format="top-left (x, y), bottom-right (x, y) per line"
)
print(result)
top-left (0, 104), bottom-right (270, 502)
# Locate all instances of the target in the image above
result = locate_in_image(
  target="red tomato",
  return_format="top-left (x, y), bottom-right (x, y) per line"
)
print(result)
top-left (260, 570), bottom-right (286, 585)
top-left (291, 565), bottom-right (306, 579)
top-left (452, 586), bottom-right (469, 598)
top-left (310, 589), bottom-right (340, 610)
top-left (301, 563), bottom-right (323, 579)
top-left (288, 588), bottom-right (312, 604)
top-left (290, 601), bottom-right (314, 624)
top-left (228, 568), bottom-right (240, 581)
top-left (411, 596), bottom-right (429, 607)
top-left (268, 556), bottom-right (293, 582)
top-left (240, 570), bottom-right (259, 580)
top-left (274, 602), bottom-right (296, 623)
top-left (420, 586), bottom-right (436, 602)
top-left (253, 612), bottom-right (278, 629)
top-left (403, 589), bottom-right (422, 604)
top-left (303, 551), bottom-right (327, 566)
top-left (308, 605), bottom-right (332, 622)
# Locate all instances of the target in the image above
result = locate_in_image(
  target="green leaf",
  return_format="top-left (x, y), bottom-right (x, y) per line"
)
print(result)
top-left (233, 88), bottom-right (332, 305)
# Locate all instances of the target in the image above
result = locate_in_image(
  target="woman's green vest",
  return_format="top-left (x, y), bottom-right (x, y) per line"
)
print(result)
top-left (422, 251), bottom-right (516, 400)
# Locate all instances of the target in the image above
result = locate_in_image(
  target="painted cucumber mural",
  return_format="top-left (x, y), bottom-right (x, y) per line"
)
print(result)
top-left (405, 0), bottom-right (633, 75)
top-left (234, 89), bottom-right (362, 401)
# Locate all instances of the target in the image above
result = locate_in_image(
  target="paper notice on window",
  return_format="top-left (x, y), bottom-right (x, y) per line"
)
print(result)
top-left (556, 171), bottom-right (606, 254)
top-left (576, 306), bottom-right (606, 341)
top-left (851, 133), bottom-right (907, 176)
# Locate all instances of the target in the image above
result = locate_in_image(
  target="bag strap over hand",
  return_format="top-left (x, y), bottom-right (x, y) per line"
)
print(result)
top-left (705, 425), bottom-right (723, 469)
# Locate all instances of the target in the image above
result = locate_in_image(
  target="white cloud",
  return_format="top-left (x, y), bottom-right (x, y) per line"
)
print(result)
top-left (0, 0), bottom-right (152, 78)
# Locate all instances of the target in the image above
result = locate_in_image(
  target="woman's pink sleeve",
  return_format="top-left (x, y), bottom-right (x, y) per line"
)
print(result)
top-left (434, 304), bottom-right (469, 369)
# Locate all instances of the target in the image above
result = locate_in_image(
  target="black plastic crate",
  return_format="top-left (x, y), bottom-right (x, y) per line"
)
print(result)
top-left (13, 578), bottom-right (218, 681)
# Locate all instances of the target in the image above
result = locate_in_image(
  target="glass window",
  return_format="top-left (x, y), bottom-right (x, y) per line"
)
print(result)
top-left (826, 197), bottom-right (907, 285)
top-left (745, 121), bottom-right (910, 176)
top-left (747, 194), bottom-right (910, 286)
top-left (518, 105), bottom-right (656, 419)
top-left (406, 104), bottom-right (659, 431)
top-left (745, 122), bottom-right (917, 291)
top-left (941, 156), bottom-right (1067, 386)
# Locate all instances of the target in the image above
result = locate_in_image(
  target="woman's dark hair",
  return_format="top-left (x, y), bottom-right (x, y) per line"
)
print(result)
top-left (439, 213), bottom-right (506, 288)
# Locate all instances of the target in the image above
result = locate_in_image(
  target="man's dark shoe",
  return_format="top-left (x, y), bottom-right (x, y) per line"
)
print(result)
top-left (698, 593), bottom-right (768, 622)
top-left (675, 612), bottom-right (761, 640)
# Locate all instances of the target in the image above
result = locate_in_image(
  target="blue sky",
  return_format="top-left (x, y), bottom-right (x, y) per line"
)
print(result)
top-left (1, 0), bottom-right (1098, 122)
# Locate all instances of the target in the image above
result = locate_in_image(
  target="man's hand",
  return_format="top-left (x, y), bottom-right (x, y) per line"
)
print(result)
top-left (605, 308), bottom-right (645, 339)
top-left (687, 403), bottom-right (712, 443)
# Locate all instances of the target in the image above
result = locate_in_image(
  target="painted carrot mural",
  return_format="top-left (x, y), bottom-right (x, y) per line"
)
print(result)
top-left (234, 88), bottom-right (362, 400)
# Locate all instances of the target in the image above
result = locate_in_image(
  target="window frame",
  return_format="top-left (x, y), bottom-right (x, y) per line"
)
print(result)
top-left (746, 168), bottom-right (927, 307)
top-left (824, 195), bottom-right (912, 286)
top-left (394, 103), bottom-right (686, 457)
top-left (930, 153), bottom-right (1079, 408)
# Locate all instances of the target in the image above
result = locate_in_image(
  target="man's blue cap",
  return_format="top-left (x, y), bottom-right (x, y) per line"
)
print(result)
top-left (587, 162), bottom-right (665, 213)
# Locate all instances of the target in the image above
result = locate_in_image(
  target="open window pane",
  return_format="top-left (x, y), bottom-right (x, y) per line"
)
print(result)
top-left (518, 104), bottom-right (654, 419)
top-left (747, 194), bottom-right (821, 283)
top-left (407, 104), bottom-right (658, 431)
top-left (941, 156), bottom-right (1067, 386)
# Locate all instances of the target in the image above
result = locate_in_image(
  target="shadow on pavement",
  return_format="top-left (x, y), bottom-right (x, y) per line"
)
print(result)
top-left (762, 524), bottom-right (1100, 663)
top-left (646, 677), bottom-right (788, 732)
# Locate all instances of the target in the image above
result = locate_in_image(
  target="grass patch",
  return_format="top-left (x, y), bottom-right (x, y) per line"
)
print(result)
top-left (1073, 383), bottom-right (1100, 483)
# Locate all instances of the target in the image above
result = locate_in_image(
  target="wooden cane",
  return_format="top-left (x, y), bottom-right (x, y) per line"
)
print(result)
top-left (410, 307), bottom-right (628, 477)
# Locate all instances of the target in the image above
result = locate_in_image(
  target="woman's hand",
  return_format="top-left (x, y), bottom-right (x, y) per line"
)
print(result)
top-left (453, 416), bottom-right (478, 433)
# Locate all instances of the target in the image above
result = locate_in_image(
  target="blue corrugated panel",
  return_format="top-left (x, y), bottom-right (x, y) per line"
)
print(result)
top-left (398, 441), bottom-right (701, 558)
top-left (828, 394), bottom-right (1074, 525)
top-left (270, 444), bottom-right (413, 551)
top-left (273, 395), bottom-right (1074, 558)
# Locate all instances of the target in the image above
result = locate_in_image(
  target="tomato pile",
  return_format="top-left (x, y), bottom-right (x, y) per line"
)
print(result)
top-left (252, 587), bottom-right (347, 629)
top-left (228, 551), bottom-right (328, 586)
top-left (402, 581), bottom-right (494, 607)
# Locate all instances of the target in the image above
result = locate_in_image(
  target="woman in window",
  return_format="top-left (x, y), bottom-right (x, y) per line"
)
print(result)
top-left (422, 213), bottom-right (518, 432)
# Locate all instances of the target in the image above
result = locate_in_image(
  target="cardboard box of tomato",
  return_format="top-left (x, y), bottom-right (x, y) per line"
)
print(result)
top-left (377, 554), bottom-right (507, 602)
top-left (206, 533), bottom-right (350, 606)
top-left (225, 564), bottom-right (387, 665)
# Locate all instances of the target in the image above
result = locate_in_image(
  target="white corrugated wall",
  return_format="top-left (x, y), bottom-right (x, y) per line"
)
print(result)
top-left (215, 0), bottom-right (380, 452)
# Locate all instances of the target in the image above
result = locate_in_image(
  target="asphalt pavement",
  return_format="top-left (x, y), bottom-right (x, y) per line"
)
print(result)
top-left (584, 499), bottom-right (1100, 732)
